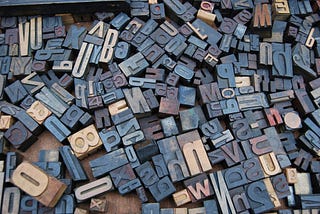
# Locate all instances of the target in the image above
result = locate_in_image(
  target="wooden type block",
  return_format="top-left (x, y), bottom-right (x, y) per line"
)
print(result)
top-left (0, 133), bottom-right (9, 156)
top-left (294, 173), bottom-right (312, 195)
top-left (292, 43), bottom-right (317, 79)
top-left (116, 117), bottom-right (140, 139)
top-left (285, 168), bottom-right (297, 184)
top-left (242, 157), bottom-right (265, 182)
top-left (223, 165), bottom-right (248, 189)
top-left (4, 80), bottom-right (28, 104)
top-left (129, 77), bottom-right (156, 89)
top-left (259, 152), bottom-right (281, 177)
top-left (142, 203), bottom-right (160, 214)
top-left (110, 163), bottom-right (136, 188)
top-left (184, 173), bottom-right (214, 202)
top-left (119, 52), bottom-right (149, 77)
top-left (38, 150), bottom-right (59, 162)
top-left (259, 42), bottom-right (272, 66)
top-left (143, 89), bottom-right (159, 110)
top-left (177, 131), bottom-right (211, 176)
top-left (11, 162), bottom-right (67, 207)
top-left (272, 43), bottom-right (293, 77)
top-left (136, 186), bottom-right (148, 203)
top-left (209, 171), bottom-right (236, 214)
top-left (139, 115), bottom-right (164, 141)
top-left (125, 145), bottom-right (140, 169)
top-left (149, 176), bottom-right (176, 202)
top-left (111, 107), bottom-right (133, 125)
top-left (179, 108), bottom-right (203, 132)
top-left (245, 180), bottom-right (274, 213)
top-left (311, 161), bottom-right (320, 173)
top-left (294, 149), bottom-right (313, 171)
top-left (172, 189), bottom-right (191, 207)
top-left (159, 97), bottom-right (180, 116)
top-left (44, 115), bottom-right (71, 142)
top-left (63, 25), bottom-right (87, 50)
top-left (99, 28), bottom-right (119, 65)
top-left (59, 146), bottom-right (87, 181)
top-left (35, 87), bottom-right (68, 118)
top-left (34, 161), bottom-right (63, 179)
top-left (135, 161), bottom-right (159, 187)
top-left (0, 115), bottom-right (14, 130)
top-left (0, 101), bottom-right (41, 134)
top-left (273, 0), bottom-right (290, 20)
top-left (19, 195), bottom-right (38, 214)
top-left (102, 89), bottom-right (125, 106)
top-left (72, 42), bottom-right (94, 78)
top-left (75, 176), bottom-right (114, 202)
top-left (229, 186), bottom-right (250, 213)
top-left (249, 135), bottom-right (272, 156)
top-left (115, 41), bottom-right (130, 60)
top-left (18, 21), bottom-right (30, 56)
top-left (26, 101), bottom-right (51, 125)
top-left (210, 129), bottom-right (234, 148)
top-left (21, 72), bottom-right (45, 96)
top-left (94, 108), bottom-right (111, 130)
top-left (253, 3), bottom-right (272, 37)
top-left (90, 148), bottom-right (128, 178)
top-left (207, 148), bottom-right (225, 165)
top-left (5, 152), bottom-right (21, 183)
top-left (1, 187), bottom-right (20, 214)
top-left (231, 118), bottom-right (253, 141)
top-left (191, 18), bottom-right (222, 45)
top-left (52, 61), bottom-right (73, 73)
top-left (293, 89), bottom-right (316, 115)
top-left (4, 121), bottom-right (37, 151)
top-left (60, 105), bottom-right (84, 130)
top-left (68, 124), bottom-right (102, 160)
top-left (200, 118), bottom-right (223, 139)
top-left (237, 93), bottom-right (269, 110)
top-left (0, 56), bottom-right (11, 75)
top-left (55, 194), bottom-right (75, 214)
top-left (118, 178), bottom-right (142, 195)
top-left (160, 116), bottom-right (179, 137)
top-left (152, 154), bottom-right (169, 178)
top-left (271, 173), bottom-right (290, 199)
top-left (157, 136), bottom-right (190, 182)
top-left (220, 141), bottom-right (245, 167)
top-left (90, 198), bottom-right (107, 213)
top-left (123, 87), bottom-right (151, 116)
top-left (300, 194), bottom-right (320, 210)
top-left (5, 28), bottom-right (19, 45)
top-left (74, 207), bottom-right (89, 214)
top-left (99, 126), bottom-right (121, 152)
top-left (30, 17), bottom-right (42, 50)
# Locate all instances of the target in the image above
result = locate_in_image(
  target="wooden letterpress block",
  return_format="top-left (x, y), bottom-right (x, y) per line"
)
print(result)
top-left (294, 148), bottom-right (313, 171)
top-left (253, 3), bottom-right (272, 37)
top-left (285, 168), bottom-right (297, 184)
top-left (294, 173), bottom-right (312, 195)
top-left (75, 176), bottom-right (114, 202)
top-left (157, 136), bottom-right (190, 182)
top-left (135, 161), bottom-right (159, 187)
top-left (209, 171), bottom-right (236, 214)
top-left (4, 80), bottom-right (28, 104)
top-left (223, 165), bottom-right (248, 189)
top-left (74, 207), bottom-right (89, 214)
top-left (136, 186), bottom-right (148, 203)
top-left (245, 180), bottom-right (274, 213)
top-left (249, 135), bottom-right (273, 156)
top-left (259, 152), bottom-right (281, 177)
top-left (159, 97), bottom-right (180, 116)
top-left (152, 154), bottom-right (169, 178)
top-left (62, 25), bottom-right (86, 49)
top-left (263, 178), bottom-right (281, 208)
top-left (90, 148), bottom-right (128, 178)
top-left (229, 187), bottom-right (250, 213)
top-left (124, 87), bottom-right (151, 116)
top-left (4, 121), bottom-right (37, 151)
top-left (99, 28), bottom-right (119, 65)
top-left (142, 203), bottom-right (160, 214)
top-left (68, 124), bottom-right (102, 159)
top-left (59, 146), bottom-right (87, 181)
top-left (172, 189), bottom-right (191, 207)
top-left (94, 108), bottom-right (111, 130)
top-left (19, 195), bottom-right (38, 214)
top-left (271, 173), bottom-right (290, 199)
top-left (26, 101), bottom-right (51, 125)
top-left (12, 162), bottom-right (67, 207)
top-left (184, 173), bottom-right (214, 202)
top-left (242, 157), bottom-right (265, 182)
top-left (110, 164), bottom-right (136, 188)
top-left (90, 198), bottom-right (108, 213)
top-left (44, 115), bottom-right (71, 142)
top-left (149, 176), bottom-right (176, 202)
top-left (118, 178), bottom-right (141, 195)
top-left (119, 53), bottom-right (149, 77)
top-left (0, 115), bottom-right (14, 130)
top-left (54, 194), bottom-right (75, 214)
top-left (300, 194), bottom-right (320, 210)
top-left (108, 99), bottom-right (128, 116)
top-left (60, 105), bottom-right (84, 130)
top-left (272, 43), bottom-right (293, 77)
top-left (177, 130), bottom-right (211, 176)
top-left (1, 187), bottom-right (20, 214)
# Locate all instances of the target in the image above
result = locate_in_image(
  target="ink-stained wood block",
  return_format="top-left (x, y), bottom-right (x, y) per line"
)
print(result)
top-left (4, 121), bottom-right (37, 151)
top-left (59, 146), bottom-right (88, 181)
top-left (124, 87), bottom-right (151, 116)
top-left (4, 80), bottom-right (28, 104)
top-left (1, 187), bottom-right (20, 214)
top-left (242, 157), bottom-right (265, 182)
top-left (142, 203), bottom-right (160, 214)
top-left (149, 176), bottom-right (176, 202)
top-left (285, 168), bottom-right (297, 184)
top-left (135, 161), bottom-right (159, 187)
top-left (271, 173), bottom-right (290, 199)
top-left (26, 101), bottom-right (52, 125)
top-left (90, 148), bottom-right (129, 178)
top-left (11, 162), bottom-right (67, 207)
top-left (252, 3), bottom-right (272, 37)
top-left (159, 97), bottom-right (180, 116)
top-left (68, 124), bottom-right (102, 159)
top-left (110, 163), bottom-right (136, 188)
top-left (229, 186), bottom-right (250, 213)
top-left (0, 115), bottom-right (14, 130)
top-left (223, 165), bottom-right (248, 189)
top-left (75, 176), bottom-right (114, 202)
top-left (294, 173), bottom-right (312, 195)
top-left (54, 194), bottom-right (75, 214)
top-left (172, 189), bottom-right (191, 207)
top-left (184, 173), bottom-right (214, 202)
top-left (90, 198), bottom-right (108, 213)
top-left (44, 115), bottom-right (71, 142)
